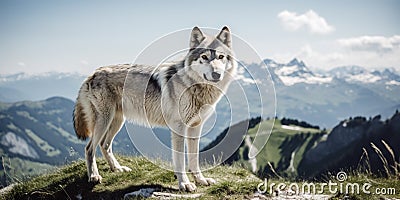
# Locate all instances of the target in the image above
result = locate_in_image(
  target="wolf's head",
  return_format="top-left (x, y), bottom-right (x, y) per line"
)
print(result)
top-left (184, 26), bottom-right (235, 83)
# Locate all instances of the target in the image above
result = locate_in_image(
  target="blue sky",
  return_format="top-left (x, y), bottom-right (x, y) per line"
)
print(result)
top-left (0, 0), bottom-right (399, 75)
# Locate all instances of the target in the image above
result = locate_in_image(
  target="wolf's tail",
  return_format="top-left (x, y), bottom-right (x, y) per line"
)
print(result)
top-left (73, 80), bottom-right (93, 140)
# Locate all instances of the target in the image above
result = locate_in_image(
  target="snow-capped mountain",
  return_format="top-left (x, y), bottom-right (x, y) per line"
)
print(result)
top-left (254, 59), bottom-right (400, 87)
top-left (265, 58), bottom-right (332, 86)
top-left (0, 72), bottom-right (85, 83)
top-left (327, 65), bottom-right (367, 79)
top-left (327, 66), bottom-right (400, 85)
top-left (0, 72), bottom-right (86, 102)
top-left (381, 68), bottom-right (400, 85)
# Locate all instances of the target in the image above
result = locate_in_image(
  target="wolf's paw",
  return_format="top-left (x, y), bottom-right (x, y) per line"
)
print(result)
top-left (195, 177), bottom-right (216, 186)
top-left (114, 166), bottom-right (132, 172)
top-left (89, 174), bottom-right (102, 183)
top-left (179, 182), bottom-right (197, 192)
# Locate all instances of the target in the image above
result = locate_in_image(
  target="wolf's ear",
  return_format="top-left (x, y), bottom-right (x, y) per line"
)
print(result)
top-left (216, 26), bottom-right (232, 48)
top-left (190, 27), bottom-right (205, 49)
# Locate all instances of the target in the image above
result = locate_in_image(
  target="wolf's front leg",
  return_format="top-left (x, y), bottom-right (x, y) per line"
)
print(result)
top-left (187, 126), bottom-right (216, 186)
top-left (171, 131), bottom-right (196, 192)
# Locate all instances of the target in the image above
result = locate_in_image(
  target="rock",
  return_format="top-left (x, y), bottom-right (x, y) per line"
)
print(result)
top-left (124, 188), bottom-right (156, 199)
top-left (124, 188), bottom-right (203, 199)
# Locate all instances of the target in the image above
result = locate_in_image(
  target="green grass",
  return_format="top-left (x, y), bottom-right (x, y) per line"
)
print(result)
top-left (46, 122), bottom-right (85, 144)
top-left (25, 129), bottom-right (61, 157)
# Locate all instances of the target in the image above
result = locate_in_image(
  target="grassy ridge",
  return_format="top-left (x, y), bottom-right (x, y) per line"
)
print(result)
top-left (3, 156), bottom-right (399, 199)
top-left (235, 119), bottom-right (325, 177)
top-left (2, 156), bottom-right (261, 199)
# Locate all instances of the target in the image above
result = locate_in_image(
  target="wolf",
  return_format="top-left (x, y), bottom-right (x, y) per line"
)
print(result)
top-left (73, 26), bottom-right (237, 192)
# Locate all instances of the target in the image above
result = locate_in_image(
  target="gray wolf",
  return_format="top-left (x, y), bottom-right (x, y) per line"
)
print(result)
top-left (73, 26), bottom-right (237, 191)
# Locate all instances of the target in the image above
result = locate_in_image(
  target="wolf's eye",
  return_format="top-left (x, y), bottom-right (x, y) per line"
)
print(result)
top-left (201, 55), bottom-right (208, 60)
top-left (218, 55), bottom-right (224, 59)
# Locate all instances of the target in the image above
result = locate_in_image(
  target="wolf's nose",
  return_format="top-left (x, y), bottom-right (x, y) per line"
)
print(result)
top-left (211, 72), bottom-right (221, 80)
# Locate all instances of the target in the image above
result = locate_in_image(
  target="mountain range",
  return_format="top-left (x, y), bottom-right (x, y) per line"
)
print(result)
top-left (1, 58), bottom-right (398, 128)
top-left (243, 58), bottom-right (400, 127)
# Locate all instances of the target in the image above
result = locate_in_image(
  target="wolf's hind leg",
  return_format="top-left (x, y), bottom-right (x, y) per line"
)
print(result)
top-left (100, 111), bottom-right (131, 172)
top-left (86, 113), bottom-right (113, 183)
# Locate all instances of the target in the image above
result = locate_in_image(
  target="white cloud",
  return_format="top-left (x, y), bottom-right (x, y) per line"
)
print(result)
top-left (277, 10), bottom-right (335, 34)
top-left (17, 62), bottom-right (26, 67)
top-left (293, 45), bottom-right (346, 69)
top-left (337, 35), bottom-right (400, 53)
